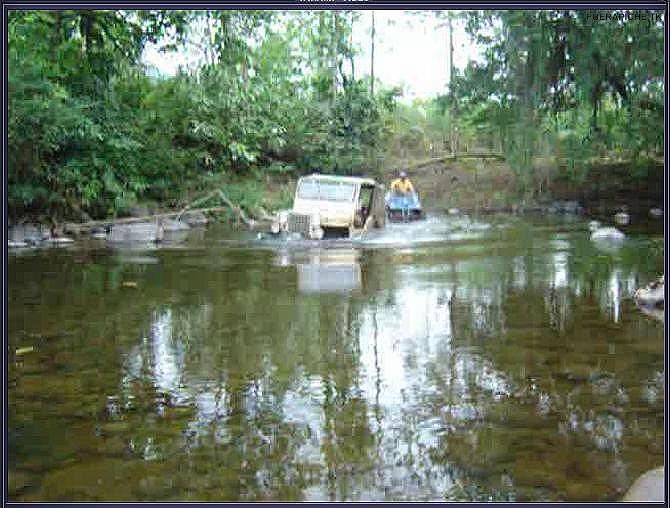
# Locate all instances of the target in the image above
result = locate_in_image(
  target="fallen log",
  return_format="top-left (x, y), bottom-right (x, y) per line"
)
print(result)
top-left (406, 152), bottom-right (505, 171)
top-left (251, 205), bottom-right (275, 222)
top-left (65, 191), bottom-right (265, 235)
top-left (175, 189), bottom-right (221, 221)
top-left (176, 189), bottom-right (261, 227)
top-left (214, 190), bottom-right (254, 227)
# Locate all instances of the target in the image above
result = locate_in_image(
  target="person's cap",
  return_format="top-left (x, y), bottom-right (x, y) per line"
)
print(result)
top-left (399, 171), bottom-right (407, 178)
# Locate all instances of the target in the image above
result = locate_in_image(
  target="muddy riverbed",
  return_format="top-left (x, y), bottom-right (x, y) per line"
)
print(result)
top-left (7, 213), bottom-right (664, 501)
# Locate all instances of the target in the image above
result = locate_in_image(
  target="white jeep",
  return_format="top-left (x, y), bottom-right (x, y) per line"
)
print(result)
top-left (272, 174), bottom-right (386, 239)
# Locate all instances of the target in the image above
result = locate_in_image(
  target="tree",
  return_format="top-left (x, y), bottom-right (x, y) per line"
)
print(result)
top-left (8, 9), bottom-right (398, 219)
top-left (448, 9), bottom-right (664, 194)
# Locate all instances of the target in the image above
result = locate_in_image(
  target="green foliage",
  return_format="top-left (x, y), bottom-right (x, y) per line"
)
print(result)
top-left (267, 161), bottom-right (296, 175)
top-left (8, 8), bottom-right (663, 218)
top-left (8, 9), bottom-right (398, 220)
top-left (448, 9), bottom-right (664, 193)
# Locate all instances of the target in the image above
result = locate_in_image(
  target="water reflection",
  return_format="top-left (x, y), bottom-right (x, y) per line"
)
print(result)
top-left (7, 216), bottom-right (664, 502)
top-left (114, 218), bottom-right (664, 500)
top-left (552, 250), bottom-right (569, 288)
top-left (274, 248), bottom-right (362, 294)
top-left (512, 256), bottom-right (527, 289)
top-left (297, 250), bottom-right (361, 294)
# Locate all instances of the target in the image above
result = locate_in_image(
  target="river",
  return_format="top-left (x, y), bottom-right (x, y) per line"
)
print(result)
top-left (7, 213), bottom-right (664, 501)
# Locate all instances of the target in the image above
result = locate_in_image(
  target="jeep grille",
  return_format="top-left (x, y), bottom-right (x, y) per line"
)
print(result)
top-left (287, 213), bottom-right (311, 235)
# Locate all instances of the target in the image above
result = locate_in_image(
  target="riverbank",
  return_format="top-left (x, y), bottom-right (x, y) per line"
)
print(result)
top-left (8, 173), bottom-right (295, 245)
top-left (396, 155), bottom-right (665, 220)
top-left (8, 156), bottom-right (664, 246)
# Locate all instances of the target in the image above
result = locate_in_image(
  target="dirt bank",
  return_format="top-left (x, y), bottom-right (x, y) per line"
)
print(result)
top-left (9, 156), bottom-right (664, 246)
top-left (385, 156), bottom-right (664, 220)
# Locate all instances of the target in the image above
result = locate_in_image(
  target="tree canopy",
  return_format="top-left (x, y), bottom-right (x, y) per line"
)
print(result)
top-left (8, 10), bottom-right (395, 219)
top-left (7, 9), bottom-right (665, 219)
top-left (443, 10), bottom-right (664, 191)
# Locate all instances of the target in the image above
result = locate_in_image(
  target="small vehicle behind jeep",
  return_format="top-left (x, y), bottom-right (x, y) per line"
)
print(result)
top-left (385, 190), bottom-right (424, 222)
top-left (271, 174), bottom-right (386, 239)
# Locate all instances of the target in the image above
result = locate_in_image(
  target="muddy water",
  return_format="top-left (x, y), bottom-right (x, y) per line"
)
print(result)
top-left (8, 214), bottom-right (664, 502)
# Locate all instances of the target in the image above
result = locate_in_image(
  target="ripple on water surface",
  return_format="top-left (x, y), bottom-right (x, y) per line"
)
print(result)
top-left (7, 214), bottom-right (664, 502)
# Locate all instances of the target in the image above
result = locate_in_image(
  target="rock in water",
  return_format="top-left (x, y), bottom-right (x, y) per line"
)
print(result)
top-left (63, 223), bottom-right (82, 236)
top-left (634, 275), bottom-right (664, 308)
top-left (8, 241), bottom-right (29, 249)
top-left (107, 222), bottom-right (163, 243)
top-left (638, 305), bottom-right (664, 322)
top-left (45, 237), bottom-right (75, 245)
top-left (158, 218), bottom-right (190, 243)
top-left (546, 200), bottom-right (583, 215)
top-left (591, 228), bottom-right (625, 241)
top-left (623, 467), bottom-right (664, 502)
top-left (614, 212), bottom-right (630, 225)
top-left (589, 222), bottom-right (625, 242)
top-left (561, 200), bottom-right (582, 214)
top-left (181, 211), bottom-right (208, 227)
top-left (8, 224), bottom-right (49, 245)
top-left (160, 218), bottom-right (191, 232)
top-left (91, 228), bottom-right (107, 240)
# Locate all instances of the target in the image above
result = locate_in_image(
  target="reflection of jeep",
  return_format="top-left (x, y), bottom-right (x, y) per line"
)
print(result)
top-left (271, 174), bottom-right (386, 239)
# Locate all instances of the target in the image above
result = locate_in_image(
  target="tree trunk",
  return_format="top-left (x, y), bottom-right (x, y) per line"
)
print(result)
top-left (50, 11), bottom-right (62, 64)
top-left (66, 191), bottom-right (268, 234)
top-left (348, 11), bottom-right (355, 81)
top-left (204, 11), bottom-right (216, 66)
top-left (448, 14), bottom-right (454, 89)
top-left (318, 11), bottom-right (327, 102)
top-left (370, 11), bottom-right (375, 96)
top-left (330, 12), bottom-right (338, 105)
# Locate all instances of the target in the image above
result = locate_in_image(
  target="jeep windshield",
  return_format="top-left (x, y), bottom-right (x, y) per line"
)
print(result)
top-left (297, 179), bottom-right (356, 202)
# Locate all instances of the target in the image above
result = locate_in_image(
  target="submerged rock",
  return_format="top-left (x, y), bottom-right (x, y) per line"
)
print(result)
top-left (634, 275), bottom-right (664, 308)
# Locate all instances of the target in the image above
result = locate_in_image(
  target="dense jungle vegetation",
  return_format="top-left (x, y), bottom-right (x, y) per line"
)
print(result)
top-left (8, 9), bottom-right (665, 220)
